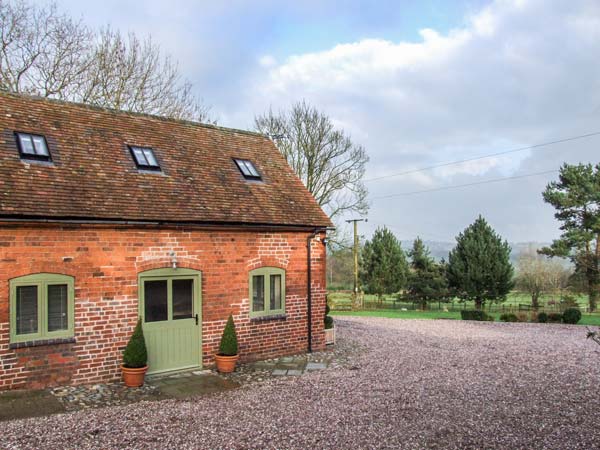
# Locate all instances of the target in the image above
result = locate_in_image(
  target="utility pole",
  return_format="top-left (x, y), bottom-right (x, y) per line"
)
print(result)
top-left (346, 218), bottom-right (367, 310)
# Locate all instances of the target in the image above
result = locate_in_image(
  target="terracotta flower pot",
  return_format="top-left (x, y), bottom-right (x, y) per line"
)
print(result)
top-left (122, 365), bottom-right (148, 387)
top-left (215, 354), bottom-right (239, 373)
top-left (325, 326), bottom-right (335, 345)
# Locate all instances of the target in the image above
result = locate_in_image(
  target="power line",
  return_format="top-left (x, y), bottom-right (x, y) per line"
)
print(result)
top-left (364, 131), bottom-right (600, 183)
top-left (371, 169), bottom-right (557, 200)
top-left (368, 220), bottom-right (450, 242)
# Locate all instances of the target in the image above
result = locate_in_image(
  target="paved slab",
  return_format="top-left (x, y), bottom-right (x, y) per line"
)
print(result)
top-left (148, 374), bottom-right (239, 399)
top-left (0, 389), bottom-right (65, 421)
top-left (305, 362), bottom-right (327, 370)
top-left (245, 354), bottom-right (329, 375)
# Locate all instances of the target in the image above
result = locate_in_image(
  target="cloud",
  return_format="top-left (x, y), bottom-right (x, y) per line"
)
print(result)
top-left (258, 55), bottom-right (277, 68)
top-left (243, 0), bottom-right (600, 242)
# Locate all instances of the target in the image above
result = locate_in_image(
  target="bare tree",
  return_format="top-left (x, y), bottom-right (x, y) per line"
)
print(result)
top-left (0, 2), bottom-right (91, 95)
top-left (515, 249), bottom-right (570, 309)
top-left (255, 101), bottom-right (369, 220)
top-left (0, 0), bottom-right (211, 122)
top-left (79, 29), bottom-right (210, 121)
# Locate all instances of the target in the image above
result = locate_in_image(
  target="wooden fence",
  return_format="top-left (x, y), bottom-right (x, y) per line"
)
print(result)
top-left (329, 296), bottom-right (592, 314)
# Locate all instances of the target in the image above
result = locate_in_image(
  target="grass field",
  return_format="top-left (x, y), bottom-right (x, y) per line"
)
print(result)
top-left (327, 291), bottom-right (590, 312)
top-left (330, 308), bottom-right (600, 326)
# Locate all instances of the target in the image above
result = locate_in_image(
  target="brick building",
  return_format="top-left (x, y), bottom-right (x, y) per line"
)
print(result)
top-left (0, 92), bottom-right (332, 390)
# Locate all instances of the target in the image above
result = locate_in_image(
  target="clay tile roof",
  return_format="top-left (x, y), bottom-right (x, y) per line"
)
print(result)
top-left (0, 92), bottom-right (333, 228)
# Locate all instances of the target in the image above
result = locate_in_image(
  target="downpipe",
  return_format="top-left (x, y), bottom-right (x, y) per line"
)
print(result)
top-left (306, 228), bottom-right (330, 352)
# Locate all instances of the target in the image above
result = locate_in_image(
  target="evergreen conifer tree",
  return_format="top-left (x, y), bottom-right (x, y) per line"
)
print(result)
top-left (406, 237), bottom-right (449, 309)
top-left (539, 163), bottom-right (600, 311)
top-left (360, 226), bottom-right (408, 301)
top-left (447, 216), bottom-right (514, 309)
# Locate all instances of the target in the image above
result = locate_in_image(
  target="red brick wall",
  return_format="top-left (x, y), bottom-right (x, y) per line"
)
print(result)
top-left (0, 223), bottom-right (326, 390)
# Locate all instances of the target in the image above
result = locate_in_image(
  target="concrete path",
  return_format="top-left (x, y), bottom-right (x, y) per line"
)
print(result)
top-left (147, 355), bottom-right (332, 398)
top-left (0, 351), bottom-right (338, 421)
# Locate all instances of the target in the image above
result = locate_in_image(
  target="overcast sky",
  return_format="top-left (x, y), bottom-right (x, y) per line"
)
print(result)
top-left (51, 0), bottom-right (600, 243)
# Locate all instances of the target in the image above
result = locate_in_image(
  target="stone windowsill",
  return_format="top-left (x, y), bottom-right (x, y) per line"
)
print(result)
top-left (250, 314), bottom-right (287, 323)
top-left (9, 337), bottom-right (76, 349)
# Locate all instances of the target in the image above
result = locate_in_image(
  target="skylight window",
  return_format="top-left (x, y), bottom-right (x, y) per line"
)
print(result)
top-left (15, 132), bottom-right (51, 161)
top-left (129, 146), bottom-right (161, 171)
top-left (234, 158), bottom-right (261, 180)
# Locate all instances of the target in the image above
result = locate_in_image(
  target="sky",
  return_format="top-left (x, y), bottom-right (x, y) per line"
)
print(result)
top-left (49, 0), bottom-right (600, 243)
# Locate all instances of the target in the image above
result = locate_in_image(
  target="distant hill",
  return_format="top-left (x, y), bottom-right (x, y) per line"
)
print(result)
top-left (400, 240), bottom-right (554, 264)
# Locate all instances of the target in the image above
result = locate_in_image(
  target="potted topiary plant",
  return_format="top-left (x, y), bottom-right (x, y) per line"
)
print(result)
top-left (324, 304), bottom-right (335, 345)
top-left (215, 314), bottom-right (239, 373)
top-left (122, 318), bottom-right (148, 387)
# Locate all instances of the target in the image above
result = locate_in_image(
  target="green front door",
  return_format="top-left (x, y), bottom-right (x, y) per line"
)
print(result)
top-left (138, 268), bottom-right (202, 374)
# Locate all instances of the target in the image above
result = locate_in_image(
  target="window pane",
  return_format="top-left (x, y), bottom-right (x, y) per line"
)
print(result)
top-left (246, 161), bottom-right (260, 177)
top-left (48, 284), bottom-right (68, 332)
top-left (16, 286), bottom-right (38, 335)
top-left (32, 135), bottom-right (49, 156)
top-left (173, 279), bottom-right (193, 320)
top-left (242, 161), bottom-right (255, 176)
top-left (133, 148), bottom-right (148, 166)
top-left (270, 274), bottom-right (282, 310)
top-left (143, 149), bottom-right (158, 167)
top-left (18, 134), bottom-right (35, 154)
top-left (144, 280), bottom-right (168, 322)
top-left (236, 159), bottom-right (249, 176)
top-left (252, 275), bottom-right (265, 312)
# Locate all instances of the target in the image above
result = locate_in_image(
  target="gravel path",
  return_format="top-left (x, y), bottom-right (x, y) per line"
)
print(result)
top-left (1, 317), bottom-right (599, 449)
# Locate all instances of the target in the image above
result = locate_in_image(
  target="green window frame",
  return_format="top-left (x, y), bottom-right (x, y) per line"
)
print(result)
top-left (249, 267), bottom-right (285, 318)
top-left (9, 273), bottom-right (75, 343)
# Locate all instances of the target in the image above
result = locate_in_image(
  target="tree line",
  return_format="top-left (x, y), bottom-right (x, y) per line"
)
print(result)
top-left (354, 219), bottom-right (577, 311)
top-left (346, 163), bottom-right (600, 312)
top-left (359, 216), bottom-right (514, 310)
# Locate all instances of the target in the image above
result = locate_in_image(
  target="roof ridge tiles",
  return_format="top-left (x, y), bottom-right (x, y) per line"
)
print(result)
top-left (0, 90), bottom-right (267, 139)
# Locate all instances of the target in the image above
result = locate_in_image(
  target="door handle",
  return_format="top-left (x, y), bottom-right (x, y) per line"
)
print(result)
top-left (195, 314), bottom-right (199, 325)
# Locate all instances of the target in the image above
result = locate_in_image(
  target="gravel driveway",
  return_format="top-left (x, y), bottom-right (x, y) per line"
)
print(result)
top-left (1, 317), bottom-right (599, 449)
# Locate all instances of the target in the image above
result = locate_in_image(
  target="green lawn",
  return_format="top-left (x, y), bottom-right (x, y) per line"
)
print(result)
top-left (327, 291), bottom-right (590, 313)
top-left (578, 315), bottom-right (600, 326)
top-left (331, 310), bottom-right (462, 320)
top-left (331, 309), bottom-right (600, 326)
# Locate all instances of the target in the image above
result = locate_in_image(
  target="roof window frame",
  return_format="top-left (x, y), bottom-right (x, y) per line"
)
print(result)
top-left (233, 158), bottom-right (262, 180)
top-left (128, 145), bottom-right (161, 172)
top-left (14, 132), bottom-right (52, 162)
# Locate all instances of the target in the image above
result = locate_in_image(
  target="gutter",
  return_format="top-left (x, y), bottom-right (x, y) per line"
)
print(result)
top-left (0, 215), bottom-right (331, 232)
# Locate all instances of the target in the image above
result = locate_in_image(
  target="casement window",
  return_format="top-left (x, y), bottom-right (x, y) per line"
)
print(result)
top-left (15, 132), bottom-right (51, 162)
top-left (9, 274), bottom-right (75, 343)
top-left (129, 146), bottom-right (161, 171)
top-left (233, 158), bottom-right (261, 180)
top-left (249, 267), bottom-right (285, 317)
